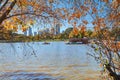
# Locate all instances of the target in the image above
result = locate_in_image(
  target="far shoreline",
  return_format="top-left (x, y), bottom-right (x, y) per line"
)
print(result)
top-left (0, 39), bottom-right (69, 43)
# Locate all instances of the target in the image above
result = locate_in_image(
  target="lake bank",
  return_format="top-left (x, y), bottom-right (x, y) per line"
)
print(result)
top-left (0, 39), bottom-right (69, 43)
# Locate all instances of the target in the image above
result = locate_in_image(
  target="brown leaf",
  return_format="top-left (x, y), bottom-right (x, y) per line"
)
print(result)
top-left (92, 7), bottom-right (97, 14)
top-left (82, 20), bottom-right (88, 25)
top-left (103, 0), bottom-right (109, 3)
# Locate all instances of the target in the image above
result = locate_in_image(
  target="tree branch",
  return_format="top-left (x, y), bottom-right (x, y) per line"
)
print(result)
top-left (0, 0), bottom-right (16, 25)
top-left (105, 64), bottom-right (120, 80)
top-left (0, 0), bottom-right (3, 4)
top-left (5, 12), bottom-right (54, 19)
top-left (0, 0), bottom-right (9, 11)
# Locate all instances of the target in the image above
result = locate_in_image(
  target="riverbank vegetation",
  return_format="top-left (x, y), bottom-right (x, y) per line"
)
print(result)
top-left (0, 27), bottom-right (93, 42)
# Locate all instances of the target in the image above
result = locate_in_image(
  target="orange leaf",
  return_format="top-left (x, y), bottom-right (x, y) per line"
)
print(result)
top-left (22, 27), bottom-right (27, 32)
top-left (73, 27), bottom-right (79, 35)
top-left (103, 0), bottom-right (109, 3)
top-left (112, 0), bottom-right (119, 9)
top-left (82, 20), bottom-right (88, 25)
top-left (76, 11), bottom-right (81, 18)
top-left (92, 7), bottom-right (97, 14)
top-left (81, 26), bottom-right (86, 32)
top-left (74, 22), bottom-right (76, 25)
top-left (117, 0), bottom-right (120, 3)
top-left (92, 21), bottom-right (96, 25)
top-left (98, 18), bottom-right (104, 23)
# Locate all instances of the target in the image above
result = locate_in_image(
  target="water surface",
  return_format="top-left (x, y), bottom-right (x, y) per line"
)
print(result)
top-left (0, 42), bottom-right (100, 80)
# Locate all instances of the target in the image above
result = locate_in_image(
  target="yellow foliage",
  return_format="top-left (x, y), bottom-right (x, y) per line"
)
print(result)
top-left (81, 26), bottom-right (86, 32)
top-left (69, 31), bottom-right (74, 38)
top-left (10, 0), bottom-right (14, 2)
top-left (3, 20), bottom-right (18, 31)
top-left (28, 20), bottom-right (35, 25)
top-left (22, 27), bottom-right (27, 32)
top-left (91, 31), bottom-right (97, 37)
top-left (73, 27), bottom-right (79, 36)
top-left (94, 26), bottom-right (100, 31)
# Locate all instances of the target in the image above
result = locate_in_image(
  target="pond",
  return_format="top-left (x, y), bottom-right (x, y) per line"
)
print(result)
top-left (0, 42), bottom-right (101, 80)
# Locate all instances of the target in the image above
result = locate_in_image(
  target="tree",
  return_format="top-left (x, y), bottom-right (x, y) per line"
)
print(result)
top-left (64, 27), bottom-right (73, 34)
top-left (0, 0), bottom-right (64, 39)
top-left (61, 27), bottom-right (73, 39)
top-left (86, 29), bottom-right (93, 38)
top-left (67, 0), bottom-right (120, 79)
top-left (110, 27), bottom-right (120, 40)
top-left (69, 27), bottom-right (79, 38)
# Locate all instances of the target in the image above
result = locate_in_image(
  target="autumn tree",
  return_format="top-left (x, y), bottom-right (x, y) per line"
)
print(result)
top-left (69, 25), bottom-right (88, 38)
top-left (66, 0), bottom-right (120, 79)
top-left (0, 0), bottom-right (65, 39)
top-left (90, 0), bottom-right (120, 79)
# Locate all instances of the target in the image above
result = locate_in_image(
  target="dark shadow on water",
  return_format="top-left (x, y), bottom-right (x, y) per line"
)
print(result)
top-left (0, 71), bottom-right (64, 80)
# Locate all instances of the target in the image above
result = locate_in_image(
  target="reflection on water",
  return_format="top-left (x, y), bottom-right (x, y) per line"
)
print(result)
top-left (0, 42), bottom-right (100, 80)
top-left (0, 72), bottom-right (61, 80)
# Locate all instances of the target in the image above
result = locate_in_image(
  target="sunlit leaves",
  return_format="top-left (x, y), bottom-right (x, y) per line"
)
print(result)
top-left (28, 20), bottom-right (35, 25)
top-left (10, 0), bottom-right (15, 2)
top-left (21, 26), bottom-right (27, 32)
top-left (69, 31), bottom-right (73, 38)
top-left (69, 11), bottom-right (82, 21)
top-left (69, 25), bottom-right (88, 38)
top-left (0, 0), bottom-right (65, 33)
top-left (81, 25), bottom-right (86, 31)
top-left (68, 10), bottom-right (82, 23)
top-left (94, 26), bottom-right (100, 31)
top-left (67, 0), bottom-right (120, 79)
top-left (75, 11), bottom-right (82, 18)
top-left (73, 27), bottom-right (79, 36)
top-left (17, 0), bottom-right (28, 7)
top-left (69, 27), bottom-right (79, 38)
top-left (3, 20), bottom-right (18, 32)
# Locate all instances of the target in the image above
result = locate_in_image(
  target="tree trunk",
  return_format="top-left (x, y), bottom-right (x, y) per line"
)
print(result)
top-left (0, 0), bottom-right (16, 25)
top-left (0, 0), bottom-right (9, 11)
top-left (105, 64), bottom-right (120, 80)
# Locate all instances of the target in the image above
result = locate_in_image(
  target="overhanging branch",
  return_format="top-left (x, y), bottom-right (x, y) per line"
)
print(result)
top-left (0, 0), bottom-right (16, 24)
top-left (6, 13), bottom-right (52, 19)
top-left (5, 12), bottom-right (59, 20)
top-left (0, 0), bottom-right (9, 11)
